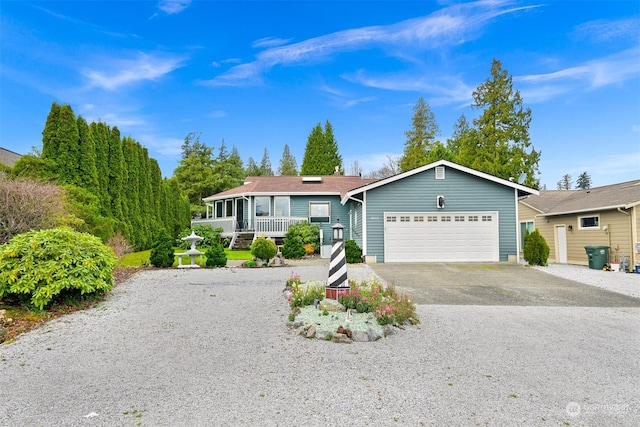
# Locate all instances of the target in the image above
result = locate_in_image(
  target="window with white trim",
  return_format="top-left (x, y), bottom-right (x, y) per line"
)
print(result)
top-left (386, 216), bottom-right (397, 222)
top-left (482, 215), bottom-right (492, 222)
top-left (274, 196), bottom-right (290, 217)
top-left (215, 201), bottom-right (223, 218)
top-left (309, 202), bottom-right (330, 223)
top-left (579, 215), bottom-right (599, 229)
top-left (455, 216), bottom-right (465, 222)
top-left (469, 215), bottom-right (478, 222)
top-left (435, 166), bottom-right (445, 179)
top-left (414, 216), bottom-right (424, 222)
top-left (441, 216), bottom-right (451, 222)
top-left (427, 216), bottom-right (438, 222)
top-left (255, 196), bottom-right (270, 217)
top-left (226, 200), bottom-right (233, 217)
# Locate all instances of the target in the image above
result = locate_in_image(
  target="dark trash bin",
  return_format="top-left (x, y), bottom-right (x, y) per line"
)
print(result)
top-left (584, 245), bottom-right (609, 270)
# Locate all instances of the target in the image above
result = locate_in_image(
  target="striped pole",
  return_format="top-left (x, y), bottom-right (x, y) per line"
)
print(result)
top-left (326, 241), bottom-right (348, 299)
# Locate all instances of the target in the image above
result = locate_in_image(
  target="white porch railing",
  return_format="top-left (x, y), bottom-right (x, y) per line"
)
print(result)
top-left (255, 216), bottom-right (308, 237)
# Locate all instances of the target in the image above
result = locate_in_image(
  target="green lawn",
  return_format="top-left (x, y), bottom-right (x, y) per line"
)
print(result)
top-left (118, 248), bottom-right (252, 267)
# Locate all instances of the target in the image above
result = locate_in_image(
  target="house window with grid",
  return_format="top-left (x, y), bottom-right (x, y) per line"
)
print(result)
top-left (309, 202), bottom-right (330, 223)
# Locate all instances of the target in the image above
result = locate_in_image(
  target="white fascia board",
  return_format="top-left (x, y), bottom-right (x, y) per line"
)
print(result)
top-left (343, 159), bottom-right (539, 201)
top-left (536, 204), bottom-right (626, 217)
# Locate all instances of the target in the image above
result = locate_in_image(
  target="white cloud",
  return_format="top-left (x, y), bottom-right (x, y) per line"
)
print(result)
top-left (203, 0), bottom-right (536, 87)
top-left (572, 17), bottom-right (640, 43)
top-left (83, 52), bottom-right (187, 90)
top-left (157, 0), bottom-right (192, 15)
top-left (516, 46), bottom-right (640, 102)
top-left (252, 37), bottom-right (292, 49)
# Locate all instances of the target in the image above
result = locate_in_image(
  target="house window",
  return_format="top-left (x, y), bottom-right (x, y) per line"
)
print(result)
top-left (215, 201), bottom-right (224, 218)
top-left (414, 216), bottom-right (424, 222)
top-left (579, 215), bottom-right (599, 229)
top-left (455, 216), bottom-right (465, 222)
top-left (482, 215), bottom-right (492, 222)
top-left (309, 202), bottom-right (330, 223)
top-left (225, 200), bottom-right (233, 217)
top-left (469, 215), bottom-right (478, 222)
top-left (441, 216), bottom-right (451, 222)
top-left (255, 196), bottom-right (270, 217)
top-left (386, 216), bottom-right (397, 222)
top-left (427, 216), bottom-right (438, 222)
top-left (274, 196), bottom-right (290, 217)
top-left (400, 216), bottom-right (410, 222)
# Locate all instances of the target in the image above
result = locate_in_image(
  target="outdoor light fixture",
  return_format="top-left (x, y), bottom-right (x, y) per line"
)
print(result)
top-left (437, 195), bottom-right (445, 209)
top-left (332, 219), bottom-right (344, 242)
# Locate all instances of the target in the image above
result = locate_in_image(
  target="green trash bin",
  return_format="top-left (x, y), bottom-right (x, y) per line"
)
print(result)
top-left (584, 245), bottom-right (609, 270)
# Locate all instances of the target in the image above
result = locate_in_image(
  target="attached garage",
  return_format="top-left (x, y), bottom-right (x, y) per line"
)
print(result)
top-left (384, 211), bottom-right (499, 262)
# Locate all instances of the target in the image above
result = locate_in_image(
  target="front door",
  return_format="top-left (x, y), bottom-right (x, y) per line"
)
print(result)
top-left (236, 199), bottom-right (244, 230)
top-left (556, 225), bottom-right (567, 263)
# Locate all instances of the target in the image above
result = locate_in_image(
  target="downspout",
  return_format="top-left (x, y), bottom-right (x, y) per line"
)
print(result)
top-left (618, 207), bottom-right (632, 271)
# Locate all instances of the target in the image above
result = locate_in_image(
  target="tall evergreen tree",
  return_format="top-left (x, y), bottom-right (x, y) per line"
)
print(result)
top-left (41, 102), bottom-right (61, 161)
top-left (173, 132), bottom-right (217, 204)
top-left (300, 120), bottom-right (343, 175)
top-left (277, 144), bottom-right (298, 176)
top-left (259, 148), bottom-right (274, 176)
top-left (213, 140), bottom-right (244, 191)
top-left (399, 97), bottom-right (441, 172)
top-left (557, 174), bottom-right (572, 190)
top-left (76, 116), bottom-right (99, 193)
top-left (54, 104), bottom-right (80, 185)
top-left (575, 172), bottom-right (592, 190)
top-left (458, 59), bottom-right (540, 187)
top-left (107, 126), bottom-right (126, 224)
top-left (245, 157), bottom-right (261, 176)
top-left (90, 121), bottom-right (111, 215)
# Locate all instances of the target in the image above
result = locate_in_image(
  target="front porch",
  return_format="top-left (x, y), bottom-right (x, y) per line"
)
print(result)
top-left (190, 216), bottom-right (308, 249)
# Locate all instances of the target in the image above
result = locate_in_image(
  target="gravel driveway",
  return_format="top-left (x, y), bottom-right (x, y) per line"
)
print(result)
top-left (1, 264), bottom-right (639, 426)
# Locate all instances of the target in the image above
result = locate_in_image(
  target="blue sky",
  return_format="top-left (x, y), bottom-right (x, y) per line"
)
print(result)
top-left (1, 0), bottom-right (638, 188)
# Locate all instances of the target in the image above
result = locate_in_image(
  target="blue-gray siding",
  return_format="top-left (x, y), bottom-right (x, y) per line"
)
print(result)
top-left (364, 167), bottom-right (517, 262)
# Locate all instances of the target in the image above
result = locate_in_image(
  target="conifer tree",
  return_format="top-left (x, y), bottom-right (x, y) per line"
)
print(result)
top-left (173, 132), bottom-right (217, 205)
top-left (259, 148), bottom-right (274, 176)
top-left (41, 102), bottom-right (61, 161)
top-left (300, 120), bottom-right (343, 175)
top-left (107, 127), bottom-right (126, 223)
top-left (460, 59), bottom-right (540, 187)
top-left (399, 97), bottom-right (441, 172)
top-left (54, 104), bottom-right (80, 185)
top-left (213, 140), bottom-right (244, 191)
top-left (245, 157), bottom-right (261, 176)
top-left (575, 172), bottom-right (592, 190)
top-left (90, 121), bottom-right (111, 214)
top-left (278, 144), bottom-right (298, 176)
top-left (76, 116), bottom-right (99, 193)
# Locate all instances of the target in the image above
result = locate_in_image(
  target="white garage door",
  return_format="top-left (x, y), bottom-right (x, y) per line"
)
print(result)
top-left (384, 212), bottom-right (499, 262)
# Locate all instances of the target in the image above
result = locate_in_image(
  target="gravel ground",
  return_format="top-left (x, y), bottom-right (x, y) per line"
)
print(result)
top-left (533, 263), bottom-right (640, 299)
top-left (0, 264), bottom-right (639, 426)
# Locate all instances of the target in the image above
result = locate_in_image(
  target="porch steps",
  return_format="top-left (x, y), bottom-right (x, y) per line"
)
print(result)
top-left (232, 232), bottom-right (255, 250)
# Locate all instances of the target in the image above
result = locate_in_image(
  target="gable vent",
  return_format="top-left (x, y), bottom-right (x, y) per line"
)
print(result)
top-left (435, 166), bottom-right (445, 180)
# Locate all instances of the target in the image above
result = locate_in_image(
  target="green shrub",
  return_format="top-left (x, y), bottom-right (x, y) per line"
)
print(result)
top-left (286, 222), bottom-right (320, 252)
top-left (205, 243), bottom-right (227, 267)
top-left (344, 240), bottom-right (362, 263)
top-left (289, 281), bottom-right (325, 308)
top-left (282, 234), bottom-right (305, 259)
top-left (523, 229), bottom-right (550, 266)
top-left (150, 229), bottom-right (175, 268)
top-left (250, 237), bottom-right (278, 265)
top-left (177, 225), bottom-right (223, 250)
top-left (0, 227), bottom-right (116, 310)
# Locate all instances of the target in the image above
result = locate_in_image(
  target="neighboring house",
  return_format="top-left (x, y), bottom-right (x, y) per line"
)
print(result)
top-left (518, 180), bottom-right (640, 271)
top-left (0, 147), bottom-right (22, 168)
top-left (196, 160), bottom-right (539, 262)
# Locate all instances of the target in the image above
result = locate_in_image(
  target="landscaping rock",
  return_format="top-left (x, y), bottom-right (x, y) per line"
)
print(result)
top-left (351, 330), bottom-right (370, 342)
top-left (318, 299), bottom-right (345, 312)
top-left (382, 325), bottom-right (396, 337)
top-left (305, 325), bottom-right (316, 338)
top-left (330, 333), bottom-right (352, 344)
top-left (367, 328), bottom-right (382, 342)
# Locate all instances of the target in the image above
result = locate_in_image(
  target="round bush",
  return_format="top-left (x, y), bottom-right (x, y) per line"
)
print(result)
top-left (205, 243), bottom-right (227, 267)
top-left (344, 240), bottom-right (362, 263)
top-left (150, 229), bottom-right (175, 268)
top-left (250, 237), bottom-right (277, 264)
top-left (282, 234), bottom-right (305, 259)
top-left (0, 227), bottom-right (116, 309)
top-left (285, 222), bottom-right (320, 253)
